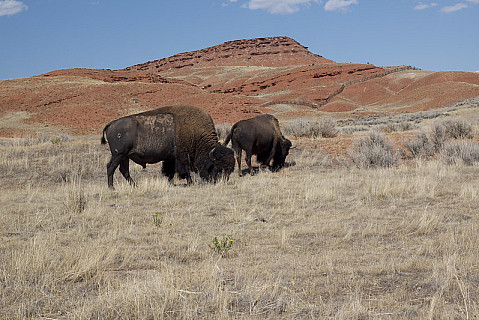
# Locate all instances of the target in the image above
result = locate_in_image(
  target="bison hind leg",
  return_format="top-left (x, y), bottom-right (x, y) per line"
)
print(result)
top-left (235, 148), bottom-right (243, 176)
top-left (119, 158), bottom-right (136, 187)
top-left (245, 151), bottom-right (255, 175)
top-left (107, 155), bottom-right (125, 189)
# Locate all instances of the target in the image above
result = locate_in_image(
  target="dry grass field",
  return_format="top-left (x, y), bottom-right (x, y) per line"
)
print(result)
top-left (1, 121), bottom-right (479, 319)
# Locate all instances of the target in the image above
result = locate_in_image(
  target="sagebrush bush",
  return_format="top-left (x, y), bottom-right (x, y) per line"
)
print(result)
top-left (429, 121), bottom-right (447, 153)
top-left (443, 119), bottom-right (473, 139)
top-left (282, 119), bottom-right (315, 137)
top-left (317, 117), bottom-right (339, 138)
top-left (283, 117), bottom-right (338, 138)
top-left (405, 119), bottom-right (475, 159)
top-left (441, 140), bottom-right (479, 165)
top-left (340, 126), bottom-right (369, 135)
top-left (381, 123), bottom-right (399, 133)
top-left (381, 122), bottom-right (415, 133)
top-left (349, 131), bottom-right (397, 168)
top-left (404, 131), bottom-right (435, 158)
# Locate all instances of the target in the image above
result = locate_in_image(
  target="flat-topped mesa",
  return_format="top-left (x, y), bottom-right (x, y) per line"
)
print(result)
top-left (123, 36), bottom-right (334, 73)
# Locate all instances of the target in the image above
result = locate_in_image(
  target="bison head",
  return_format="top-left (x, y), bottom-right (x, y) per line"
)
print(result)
top-left (201, 145), bottom-right (235, 182)
top-left (271, 137), bottom-right (292, 172)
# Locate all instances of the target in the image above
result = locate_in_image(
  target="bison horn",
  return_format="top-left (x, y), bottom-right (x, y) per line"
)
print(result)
top-left (290, 145), bottom-right (297, 149)
top-left (209, 148), bottom-right (217, 161)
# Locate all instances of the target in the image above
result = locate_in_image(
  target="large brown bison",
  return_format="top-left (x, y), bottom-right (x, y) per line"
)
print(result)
top-left (101, 105), bottom-right (235, 188)
top-left (223, 114), bottom-right (292, 176)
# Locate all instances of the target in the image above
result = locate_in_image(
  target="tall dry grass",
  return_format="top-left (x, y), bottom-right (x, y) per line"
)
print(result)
top-left (1, 134), bottom-right (479, 319)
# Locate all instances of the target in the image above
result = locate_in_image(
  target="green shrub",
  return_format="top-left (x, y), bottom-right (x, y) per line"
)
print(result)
top-left (209, 233), bottom-right (235, 256)
top-left (152, 214), bottom-right (164, 227)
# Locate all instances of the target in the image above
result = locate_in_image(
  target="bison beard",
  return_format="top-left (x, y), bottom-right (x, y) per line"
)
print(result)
top-left (101, 105), bottom-right (235, 188)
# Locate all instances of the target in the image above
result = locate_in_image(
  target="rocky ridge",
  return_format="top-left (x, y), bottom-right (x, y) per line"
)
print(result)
top-left (125, 37), bottom-right (333, 73)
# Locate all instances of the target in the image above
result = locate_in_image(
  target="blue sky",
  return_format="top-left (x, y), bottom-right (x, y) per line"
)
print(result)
top-left (0, 0), bottom-right (478, 80)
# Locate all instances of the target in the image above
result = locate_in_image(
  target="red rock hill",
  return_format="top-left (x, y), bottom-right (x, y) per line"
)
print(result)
top-left (0, 36), bottom-right (478, 137)
top-left (125, 37), bottom-right (333, 72)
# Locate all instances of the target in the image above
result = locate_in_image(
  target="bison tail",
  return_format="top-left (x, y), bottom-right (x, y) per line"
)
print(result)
top-left (223, 123), bottom-right (236, 146)
top-left (100, 123), bottom-right (111, 145)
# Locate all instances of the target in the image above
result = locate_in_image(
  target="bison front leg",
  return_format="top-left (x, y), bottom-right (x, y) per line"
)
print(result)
top-left (264, 136), bottom-right (278, 169)
top-left (119, 158), bottom-right (135, 187)
top-left (162, 159), bottom-right (176, 183)
top-left (175, 159), bottom-right (193, 185)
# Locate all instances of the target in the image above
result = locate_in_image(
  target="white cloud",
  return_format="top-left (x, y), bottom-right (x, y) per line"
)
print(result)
top-left (441, 3), bottom-right (468, 12)
top-left (243, 0), bottom-right (320, 14)
top-left (324, 0), bottom-right (358, 12)
top-left (414, 2), bottom-right (438, 10)
top-left (0, 0), bottom-right (27, 17)
top-left (466, 0), bottom-right (479, 3)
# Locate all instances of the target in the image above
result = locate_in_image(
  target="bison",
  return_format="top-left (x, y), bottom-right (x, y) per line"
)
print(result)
top-left (223, 114), bottom-right (292, 176)
top-left (101, 105), bottom-right (235, 188)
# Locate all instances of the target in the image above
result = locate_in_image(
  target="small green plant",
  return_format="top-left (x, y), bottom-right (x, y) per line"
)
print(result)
top-left (209, 233), bottom-right (235, 256)
top-left (49, 134), bottom-right (72, 145)
top-left (50, 137), bottom-right (63, 145)
top-left (152, 214), bottom-right (163, 227)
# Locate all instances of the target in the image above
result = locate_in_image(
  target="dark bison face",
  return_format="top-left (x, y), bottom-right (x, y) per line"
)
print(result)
top-left (205, 145), bottom-right (235, 182)
top-left (272, 138), bottom-right (292, 172)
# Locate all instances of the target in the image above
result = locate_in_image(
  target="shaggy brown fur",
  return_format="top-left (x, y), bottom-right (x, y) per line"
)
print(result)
top-left (224, 114), bottom-right (292, 176)
top-left (101, 105), bottom-right (235, 188)
top-left (151, 106), bottom-right (235, 182)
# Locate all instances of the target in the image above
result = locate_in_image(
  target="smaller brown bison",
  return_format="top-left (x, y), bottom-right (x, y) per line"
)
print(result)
top-left (223, 114), bottom-right (292, 176)
top-left (101, 105), bottom-right (235, 188)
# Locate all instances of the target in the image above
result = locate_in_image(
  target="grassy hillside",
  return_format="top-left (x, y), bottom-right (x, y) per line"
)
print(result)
top-left (1, 120), bottom-right (479, 318)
